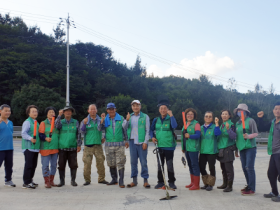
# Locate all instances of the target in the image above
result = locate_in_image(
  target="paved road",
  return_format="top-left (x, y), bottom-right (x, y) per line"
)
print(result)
top-left (0, 141), bottom-right (279, 210)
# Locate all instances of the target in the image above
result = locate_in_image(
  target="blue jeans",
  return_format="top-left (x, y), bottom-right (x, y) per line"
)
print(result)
top-left (41, 153), bottom-right (58, 177)
top-left (185, 151), bottom-right (200, 176)
top-left (240, 147), bottom-right (257, 192)
top-left (129, 140), bottom-right (149, 179)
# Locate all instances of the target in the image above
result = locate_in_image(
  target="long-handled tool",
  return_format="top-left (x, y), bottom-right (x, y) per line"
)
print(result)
top-left (181, 112), bottom-right (188, 167)
top-left (241, 111), bottom-right (247, 140)
top-left (153, 143), bottom-right (177, 200)
top-left (33, 120), bottom-right (37, 145)
top-left (49, 116), bottom-right (55, 138)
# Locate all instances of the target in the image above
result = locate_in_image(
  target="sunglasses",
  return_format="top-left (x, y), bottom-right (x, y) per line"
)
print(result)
top-left (204, 115), bottom-right (212, 118)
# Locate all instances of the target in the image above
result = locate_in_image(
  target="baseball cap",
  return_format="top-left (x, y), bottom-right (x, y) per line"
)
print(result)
top-left (106, 103), bottom-right (116, 109)
top-left (131, 100), bottom-right (141, 105)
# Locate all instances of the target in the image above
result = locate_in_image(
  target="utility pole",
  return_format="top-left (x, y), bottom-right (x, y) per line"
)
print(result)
top-left (59, 14), bottom-right (76, 107)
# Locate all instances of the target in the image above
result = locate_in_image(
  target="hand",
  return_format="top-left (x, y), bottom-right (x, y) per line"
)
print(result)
top-left (167, 110), bottom-right (173, 117)
top-left (226, 122), bottom-right (230, 130)
top-left (257, 111), bottom-right (264, 118)
top-left (185, 133), bottom-right (190, 138)
top-left (235, 151), bottom-right (239, 157)
top-left (45, 137), bottom-right (52, 142)
top-left (101, 113), bottom-right (106, 123)
top-left (125, 142), bottom-right (129, 149)
top-left (152, 137), bottom-right (158, 144)
top-left (215, 117), bottom-right (219, 126)
top-left (101, 138), bottom-right (105, 144)
top-left (77, 146), bottom-right (81, 153)
top-left (126, 112), bottom-right (130, 121)
top-left (182, 150), bottom-right (185, 153)
top-left (142, 143), bottom-right (147, 150)
top-left (58, 109), bottom-right (63, 117)
top-left (31, 138), bottom-right (36, 144)
top-left (0, 116), bottom-right (2, 124)
top-left (243, 133), bottom-right (249, 139)
top-left (83, 117), bottom-right (88, 125)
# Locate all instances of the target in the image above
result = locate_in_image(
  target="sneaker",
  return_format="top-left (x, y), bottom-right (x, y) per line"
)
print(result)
top-left (98, 180), bottom-right (109, 184)
top-left (272, 196), bottom-right (280, 202)
top-left (154, 182), bottom-right (165, 189)
top-left (201, 185), bottom-right (208, 190)
top-left (22, 183), bottom-right (36, 189)
top-left (241, 185), bottom-right (248, 192)
top-left (4, 181), bottom-right (16, 187)
top-left (242, 190), bottom-right (255, 196)
top-left (32, 182), bottom-right (38, 187)
top-left (83, 181), bottom-right (90, 186)
top-left (264, 192), bottom-right (276, 198)
top-left (169, 182), bottom-right (177, 190)
top-left (206, 186), bottom-right (213, 191)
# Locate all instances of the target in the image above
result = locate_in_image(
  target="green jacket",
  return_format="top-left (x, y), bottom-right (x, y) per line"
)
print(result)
top-left (236, 117), bottom-right (256, 151)
top-left (267, 119), bottom-right (279, 155)
top-left (84, 119), bottom-right (102, 145)
top-left (155, 115), bottom-right (176, 148)
top-left (200, 124), bottom-right (218, 154)
top-left (217, 120), bottom-right (236, 150)
top-left (58, 118), bottom-right (78, 149)
top-left (181, 120), bottom-right (200, 152)
top-left (40, 119), bottom-right (59, 150)
top-left (105, 116), bottom-right (124, 142)
top-left (22, 117), bottom-right (40, 150)
top-left (127, 112), bottom-right (147, 143)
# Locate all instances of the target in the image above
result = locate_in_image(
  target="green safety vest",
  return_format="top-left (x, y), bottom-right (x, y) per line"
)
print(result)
top-left (236, 117), bottom-right (256, 151)
top-left (155, 115), bottom-right (176, 148)
top-left (40, 119), bottom-right (59, 150)
top-left (22, 117), bottom-right (40, 150)
top-left (58, 118), bottom-right (78, 149)
top-left (217, 120), bottom-right (236, 150)
top-left (267, 119), bottom-right (279, 155)
top-left (84, 118), bottom-right (102, 145)
top-left (181, 120), bottom-right (200, 152)
top-left (105, 116), bottom-right (124, 142)
top-left (127, 112), bottom-right (147, 143)
top-left (200, 124), bottom-right (218, 154)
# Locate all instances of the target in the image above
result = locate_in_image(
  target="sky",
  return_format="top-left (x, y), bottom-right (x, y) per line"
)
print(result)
top-left (1, 0), bottom-right (279, 93)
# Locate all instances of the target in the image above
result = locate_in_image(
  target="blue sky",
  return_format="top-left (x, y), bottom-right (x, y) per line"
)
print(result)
top-left (1, 0), bottom-right (279, 93)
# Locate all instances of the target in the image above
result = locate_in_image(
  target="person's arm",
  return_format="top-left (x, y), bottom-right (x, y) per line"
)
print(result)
top-left (214, 126), bottom-right (222, 136)
top-left (144, 115), bottom-right (150, 144)
top-left (39, 122), bottom-right (46, 141)
top-left (150, 118), bottom-right (157, 139)
top-left (247, 118), bottom-right (258, 139)
top-left (170, 116), bottom-right (178, 129)
top-left (258, 117), bottom-right (271, 132)
top-left (227, 125), bottom-right (236, 139)
top-left (80, 120), bottom-right (87, 134)
top-left (21, 121), bottom-right (32, 141)
top-left (55, 116), bottom-right (62, 130)
top-left (189, 123), bottom-right (201, 139)
top-left (76, 121), bottom-right (82, 147)
top-left (98, 120), bottom-right (105, 131)
top-left (121, 118), bottom-right (128, 141)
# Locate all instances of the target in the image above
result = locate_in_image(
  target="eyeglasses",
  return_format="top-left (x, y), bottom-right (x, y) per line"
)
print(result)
top-left (187, 114), bottom-right (194, 116)
top-left (205, 115), bottom-right (212, 118)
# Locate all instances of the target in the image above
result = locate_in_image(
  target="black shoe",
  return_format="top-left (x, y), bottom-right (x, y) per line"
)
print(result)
top-left (169, 182), bottom-right (177, 189)
top-left (98, 180), bottom-right (109, 184)
top-left (217, 178), bottom-right (227, 189)
top-left (118, 168), bottom-right (125, 188)
top-left (31, 181), bottom-right (38, 187)
top-left (206, 186), bottom-right (213, 191)
top-left (223, 181), bottom-right (233, 192)
top-left (22, 183), bottom-right (36, 189)
top-left (57, 170), bottom-right (65, 187)
top-left (201, 185), bottom-right (208, 190)
top-left (83, 181), bottom-right (90, 186)
top-left (264, 192), bottom-right (276, 198)
top-left (154, 182), bottom-right (164, 189)
top-left (107, 167), bottom-right (118, 185)
top-left (272, 196), bottom-right (280, 202)
top-left (71, 169), bottom-right (78, 187)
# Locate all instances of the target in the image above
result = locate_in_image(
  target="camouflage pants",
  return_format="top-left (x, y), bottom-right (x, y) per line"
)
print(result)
top-left (105, 145), bottom-right (126, 170)
top-left (82, 145), bottom-right (106, 183)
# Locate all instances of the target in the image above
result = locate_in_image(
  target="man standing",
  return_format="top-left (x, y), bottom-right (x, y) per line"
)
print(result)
top-left (55, 106), bottom-right (81, 187)
top-left (258, 102), bottom-right (280, 202)
top-left (0, 104), bottom-right (16, 187)
top-left (125, 100), bottom-right (150, 189)
top-left (100, 103), bottom-right (129, 188)
top-left (150, 99), bottom-right (178, 190)
top-left (80, 104), bottom-right (108, 186)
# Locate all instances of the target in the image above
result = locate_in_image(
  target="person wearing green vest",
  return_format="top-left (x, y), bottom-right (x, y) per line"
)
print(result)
top-left (217, 109), bottom-right (238, 193)
top-left (257, 102), bottom-right (280, 202)
top-left (39, 107), bottom-right (59, 188)
top-left (234, 103), bottom-right (258, 196)
top-left (55, 106), bottom-right (82, 187)
top-left (100, 103), bottom-right (129, 188)
top-left (150, 98), bottom-right (178, 190)
top-left (21, 105), bottom-right (40, 189)
top-left (125, 100), bottom-right (150, 189)
top-left (80, 104), bottom-right (108, 186)
top-left (199, 111), bottom-right (221, 191)
top-left (181, 108), bottom-right (201, 191)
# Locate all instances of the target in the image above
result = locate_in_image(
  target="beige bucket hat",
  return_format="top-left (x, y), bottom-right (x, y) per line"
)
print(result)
top-left (233, 103), bottom-right (250, 115)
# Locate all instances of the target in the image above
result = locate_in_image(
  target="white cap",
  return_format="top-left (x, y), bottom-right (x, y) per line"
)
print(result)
top-left (131, 100), bottom-right (141, 105)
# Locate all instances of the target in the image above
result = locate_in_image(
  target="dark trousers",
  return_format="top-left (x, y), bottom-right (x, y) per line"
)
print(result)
top-left (185, 151), bottom-right (200, 176)
top-left (23, 150), bottom-right (39, 184)
top-left (0, 150), bottom-right (13, 182)
top-left (268, 153), bottom-right (280, 196)
top-left (157, 149), bottom-right (176, 183)
top-left (58, 150), bottom-right (78, 170)
top-left (220, 161), bottom-right (234, 181)
top-left (199, 154), bottom-right (216, 177)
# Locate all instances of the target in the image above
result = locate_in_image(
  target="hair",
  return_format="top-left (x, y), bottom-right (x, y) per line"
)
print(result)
top-left (0, 104), bottom-right (11, 110)
top-left (88, 104), bottom-right (97, 109)
top-left (26, 105), bottom-right (38, 116)
top-left (220, 109), bottom-right (232, 119)
top-left (45, 106), bottom-right (57, 115)
top-left (204, 111), bottom-right (214, 119)
top-left (274, 102), bottom-right (280, 108)
top-left (184, 108), bottom-right (197, 120)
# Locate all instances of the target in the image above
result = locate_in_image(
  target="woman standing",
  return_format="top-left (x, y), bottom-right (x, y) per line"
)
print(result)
top-left (217, 109), bottom-right (238, 192)
top-left (234, 104), bottom-right (258, 196)
top-left (181, 108), bottom-right (201, 190)
top-left (39, 107), bottom-right (59, 188)
top-left (199, 111), bottom-right (221, 191)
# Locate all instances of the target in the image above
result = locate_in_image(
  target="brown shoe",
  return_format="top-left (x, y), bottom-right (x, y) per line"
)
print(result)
top-left (143, 182), bottom-right (150, 189)
top-left (44, 177), bottom-right (51, 188)
top-left (49, 175), bottom-right (57, 187)
top-left (127, 182), bottom-right (137, 188)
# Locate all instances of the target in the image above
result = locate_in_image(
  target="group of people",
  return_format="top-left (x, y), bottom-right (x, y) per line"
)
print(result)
top-left (0, 100), bottom-right (280, 203)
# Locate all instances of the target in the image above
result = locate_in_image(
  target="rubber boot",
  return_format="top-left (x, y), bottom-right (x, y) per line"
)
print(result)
top-left (119, 168), bottom-right (125, 188)
top-left (107, 167), bottom-right (118, 185)
top-left (44, 176), bottom-right (51, 188)
top-left (189, 175), bottom-right (200, 190)
top-left (57, 170), bottom-right (65, 187)
top-left (71, 169), bottom-right (78, 186)
top-left (223, 181), bottom-right (233, 192)
top-left (217, 178), bottom-right (227, 189)
top-left (201, 175), bottom-right (208, 190)
top-left (49, 175), bottom-right (57, 187)
top-left (185, 174), bottom-right (194, 188)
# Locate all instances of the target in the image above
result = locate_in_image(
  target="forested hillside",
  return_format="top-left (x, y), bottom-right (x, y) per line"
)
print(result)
top-left (0, 13), bottom-right (279, 129)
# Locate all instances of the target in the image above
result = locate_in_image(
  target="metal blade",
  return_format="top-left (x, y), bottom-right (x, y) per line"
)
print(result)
top-left (159, 195), bottom-right (178, 201)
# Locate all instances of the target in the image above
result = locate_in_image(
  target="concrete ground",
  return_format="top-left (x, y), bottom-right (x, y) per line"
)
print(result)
top-left (0, 141), bottom-right (279, 210)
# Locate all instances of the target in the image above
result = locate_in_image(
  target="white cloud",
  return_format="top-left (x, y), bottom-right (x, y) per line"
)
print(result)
top-left (147, 51), bottom-right (235, 79)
